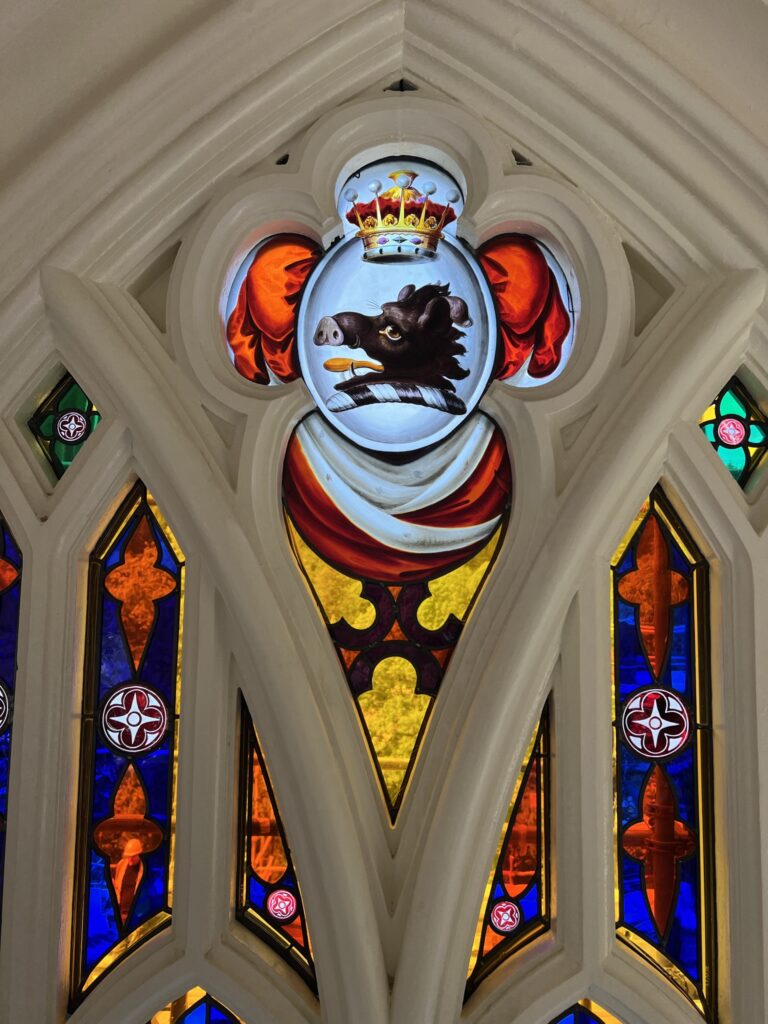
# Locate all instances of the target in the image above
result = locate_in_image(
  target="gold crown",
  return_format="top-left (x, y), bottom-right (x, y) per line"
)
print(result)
top-left (344, 170), bottom-right (460, 260)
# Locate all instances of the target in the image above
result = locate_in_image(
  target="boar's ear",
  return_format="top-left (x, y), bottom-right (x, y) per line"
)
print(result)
top-left (397, 284), bottom-right (416, 303)
top-left (418, 295), bottom-right (453, 334)
top-left (446, 295), bottom-right (472, 326)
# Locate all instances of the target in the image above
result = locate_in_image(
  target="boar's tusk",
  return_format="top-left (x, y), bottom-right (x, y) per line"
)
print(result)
top-left (323, 358), bottom-right (384, 374)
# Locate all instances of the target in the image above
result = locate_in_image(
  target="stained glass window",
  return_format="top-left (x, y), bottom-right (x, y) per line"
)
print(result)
top-left (285, 458), bottom-right (507, 821)
top-left (224, 157), bottom-right (573, 822)
top-left (548, 1001), bottom-right (625, 1024)
top-left (27, 371), bottom-right (101, 479)
top-left (70, 482), bottom-right (184, 1007)
top-left (465, 703), bottom-right (550, 999)
top-left (699, 376), bottom-right (768, 487)
top-left (149, 987), bottom-right (244, 1024)
top-left (612, 487), bottom-right (714, 1016)
top-left (0, 513), bottom-right (22, 933)
top-left (237, 696), bottom-right (315, 989)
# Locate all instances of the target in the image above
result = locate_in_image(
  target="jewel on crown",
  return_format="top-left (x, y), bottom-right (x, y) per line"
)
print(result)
top-left (343, 170), bottom-right (460, 260)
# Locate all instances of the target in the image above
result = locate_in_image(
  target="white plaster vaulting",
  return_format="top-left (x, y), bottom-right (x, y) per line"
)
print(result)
top-left (0, 3), bottom-right (767, 1024)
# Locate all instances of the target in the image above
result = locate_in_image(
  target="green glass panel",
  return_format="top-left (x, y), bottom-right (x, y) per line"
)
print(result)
top-left (701, 423), bottom-right (716, 442)
top-left (718, 444), bottom-right (747, 479)
top-left (59, 381), bottom-right (91, 413)
top-left (748, 423), bottom-right (766, 444)
top-left (718, 388), bottom-right (747, 418)
top-left (38, 413), bottom-right (56, 438)
top-left (53, 439), bottom-right (79, 472)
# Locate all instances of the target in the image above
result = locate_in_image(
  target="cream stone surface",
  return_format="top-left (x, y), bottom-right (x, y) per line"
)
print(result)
top-left (0, 3), bottom-right (767, 1024)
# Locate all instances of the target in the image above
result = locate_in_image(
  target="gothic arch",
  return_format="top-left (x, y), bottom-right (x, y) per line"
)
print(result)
top-left (0, 6), bottom-right (766, 1024)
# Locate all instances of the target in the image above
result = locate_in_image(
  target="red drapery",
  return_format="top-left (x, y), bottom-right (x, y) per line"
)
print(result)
top-left (479, 234), bottom-right (571, 380)
top-left (226, 235), bottom-right (321, 384)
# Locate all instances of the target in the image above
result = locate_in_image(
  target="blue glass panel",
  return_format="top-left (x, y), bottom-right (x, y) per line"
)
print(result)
top-left (0, 730), bottom-right (11, 819)
top-left (98, 599), bottom-right (133, 699)
top-left (179, 1005), bottom-right (207, 1024)
top-left (519, 881), bottom-right (538, 919)
top-left (248, 875), bottom-right (268, 909)
top-left (0, 517), bottom-right (22, 935)
top-left (140, 598), bottom-right (179, 704)
top-left (209, 1006), bottom-right (236, 1024)
top-left (84, 849), bottom-right (118, 973)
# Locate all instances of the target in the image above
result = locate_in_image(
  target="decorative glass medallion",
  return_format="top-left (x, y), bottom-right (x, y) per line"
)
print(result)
top-left (28, 372), bottom-right (101, 479)
top-left (70, 482), bottom-right (184, 1008)
top-left (699, 376), bottom-right (768, 487)
top-left (237, 696), bottom-right (315, 990)
top-left (465, 704), bottom-right (550, 998)
top-left (0, 513), bottom-right (22, 935)
top-left (612, 487), bottom-right (715, 1018)
top-left (295, 227), bottom-right (498, 454)
top-left (149, 987), bottom-right (245, 1024)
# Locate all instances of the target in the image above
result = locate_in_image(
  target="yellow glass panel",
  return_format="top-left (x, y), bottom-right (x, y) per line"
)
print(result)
top-left (579, 999), bottom-right (626, 1024)
top-left (698, 403), bottom-right (716, 425)
top-left (358, 657), bottom-right (431, 805)
top-left (82, 911), bottom-right (169, 995)
top-left (417, 527), bottom-right (501, 631)
top-left (287, 519), bottom-right (375, 630)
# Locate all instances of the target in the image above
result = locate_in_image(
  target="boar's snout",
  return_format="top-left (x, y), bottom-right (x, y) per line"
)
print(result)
top-left (314, 316), bottom-right (344, 347)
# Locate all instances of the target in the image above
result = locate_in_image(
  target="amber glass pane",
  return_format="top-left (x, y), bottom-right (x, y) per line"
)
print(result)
top-left (249, 746), bottom-right (288, 883)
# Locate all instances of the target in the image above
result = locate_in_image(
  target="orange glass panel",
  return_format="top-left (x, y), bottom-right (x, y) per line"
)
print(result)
top-left (250, 748), bottom-right (288, 884)
top-left (500, 758), bottom-right (539, 899)
top-left (622, 765), bottom-right (695, 936)
top-left (105, 514), bottom-right (177, 670)
top-left (0, 556), bottom-right (18, 592)
top-left (617, 515), bottom-right (687, 677)
top-left (93, 764), bottom-right (163, 925)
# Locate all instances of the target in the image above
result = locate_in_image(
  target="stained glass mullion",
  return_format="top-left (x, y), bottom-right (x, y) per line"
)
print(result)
top-left (612, 486), bottom-right (715, 1018)
top-left (70, 482), bottom-right (184, 1008)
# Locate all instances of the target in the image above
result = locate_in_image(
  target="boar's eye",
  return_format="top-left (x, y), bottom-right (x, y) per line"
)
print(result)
top-left (381, 324), bottom-right (403, 342)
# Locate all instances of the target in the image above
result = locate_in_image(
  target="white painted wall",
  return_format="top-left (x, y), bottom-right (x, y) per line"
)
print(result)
top-left (0, 5), bottom-right (766, 1024)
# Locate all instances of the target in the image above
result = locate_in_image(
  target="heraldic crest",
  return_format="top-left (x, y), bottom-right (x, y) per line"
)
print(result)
top-left (225, 156), bottom-right (574, 821)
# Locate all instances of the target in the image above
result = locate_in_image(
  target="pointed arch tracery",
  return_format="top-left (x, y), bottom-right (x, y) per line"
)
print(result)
top-left (0, 49), bottom-right (765, 1024)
